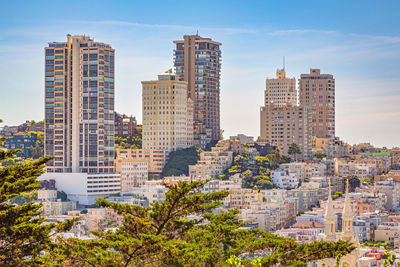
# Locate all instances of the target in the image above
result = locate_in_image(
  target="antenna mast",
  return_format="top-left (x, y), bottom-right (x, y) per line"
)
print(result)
top-left (283, 56), bottom-right (285, 71)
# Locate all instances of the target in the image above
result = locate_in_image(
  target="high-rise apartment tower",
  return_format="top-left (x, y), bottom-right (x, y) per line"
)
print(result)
top-left (142, 70), bottom-right (194, 152)
top-left (264, 69), bottom-right (297, 107)
top-left (173, 34), bottom-right (222, 141)
top-left (260, 68), bottom-right (311, 157)
top-left (298, 69), bottom-right (335, 152)
top-left (44, 35), bottom-right (115, 173)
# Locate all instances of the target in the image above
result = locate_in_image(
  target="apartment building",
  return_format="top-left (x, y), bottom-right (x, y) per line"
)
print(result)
top-left (142, 70), bottom-right (193, 152)
top-left (189, 146), bottom-right (233, 178)
top-left (44, 35), bottom-right (115, 174)
top-left (119, 161), bottom-right (148, 192)
top-left (114, 112), bottom-right (137, 138)
top-left (298, 69), bottom-right (335, 155)
top-left (228, 188), bottom-right (262, 209)
top-left (260, 103), bottom-right (312, 156)
top-left (336, 162), bottom-right (377, 179)
top-left (173, 34), bottom-right (222, 142)
top-left (270, 169), bottom-right (299, 189)
top-left (264, 69), bottom-right (297, 107)
top-left (391, 148), bottom-right (400, 170)
top-left (115, 148), bottom-right (167, 178)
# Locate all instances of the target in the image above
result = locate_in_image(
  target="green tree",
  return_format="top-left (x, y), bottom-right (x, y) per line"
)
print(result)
top-left (315, 152), bottom-right (327, 160)
top-left (50, 180), bottom-right (354, 266)
top-left (30, 131), bottom-right (44, 158)
top-left (28, 120), bottom-right (36, 127)
top-left (162, 147), bottom-right (202, 176)
top-left (348, 175), bottom-right (361, 191)
top-left (0, 126), bottom-right (72, 265)
top-left (288, 143), bottom-right (302, 161)
top-left (57, 190), bottom-right (68, 201)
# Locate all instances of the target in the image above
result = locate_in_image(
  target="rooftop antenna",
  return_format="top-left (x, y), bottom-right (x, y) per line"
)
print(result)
top-left (283, 56), bottom-right (286, 71)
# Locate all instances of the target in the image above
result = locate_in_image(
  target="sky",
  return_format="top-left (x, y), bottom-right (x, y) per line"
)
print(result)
top-left (0, 0), bottom-right (399, 148)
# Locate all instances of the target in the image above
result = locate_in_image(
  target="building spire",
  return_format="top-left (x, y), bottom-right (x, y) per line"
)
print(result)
top-left (343, 179), bottom-right (353, 218)
top-left (325, 179), bottom-right (335, 219)
top-left (341, 178), bottom-right (355, 241)
top-left (324, 178), bottom-right (337, 241)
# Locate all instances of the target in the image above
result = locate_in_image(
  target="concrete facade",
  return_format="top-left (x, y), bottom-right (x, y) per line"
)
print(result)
top-left (142, 70), bottom-right (193, 152)
top-left (173, 35), bottom-right (222, 142)
top-left (45, 35), bottom-right (115, 173)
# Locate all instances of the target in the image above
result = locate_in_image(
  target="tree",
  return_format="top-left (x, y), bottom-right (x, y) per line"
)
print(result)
top-left (348, 175), bottom-right (361, 191)
top-left (57, 190), bottom-right (68, 201)
top-left (162, 147), bottom-right (202, 176)
top-left (288, 143), bottom-right (302, 161)
top-left (316, 151), bottom-right (327, 160)
top-left (30, 131), bottom-right (44, 158)
top-left (50, 180), bottom-right (354, 266)
top-left (0, 128), bottom-right (72, 265)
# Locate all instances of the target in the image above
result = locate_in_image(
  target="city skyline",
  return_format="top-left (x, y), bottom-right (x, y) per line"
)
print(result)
top-left (1, 0), bottom-right (400, 148)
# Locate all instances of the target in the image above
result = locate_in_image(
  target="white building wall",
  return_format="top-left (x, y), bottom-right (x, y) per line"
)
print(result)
top-left (39, 172), bottom-right (121, 205)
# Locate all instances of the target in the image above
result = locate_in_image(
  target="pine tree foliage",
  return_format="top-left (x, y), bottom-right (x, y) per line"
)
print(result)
top-left (0, 139), bottom-right (53, 265)
top-left (50, 180), bottom-right (354, 266)
top-left (0, 124), bottom-right (75, 266)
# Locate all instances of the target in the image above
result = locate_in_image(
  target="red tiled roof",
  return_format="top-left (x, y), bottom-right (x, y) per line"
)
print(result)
top-left (292, 221), bottom-right (324, 228)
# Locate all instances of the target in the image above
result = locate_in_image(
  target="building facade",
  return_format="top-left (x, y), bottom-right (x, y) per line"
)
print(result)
top-left (119, 161), bottom-right (148, 192)
top-left (115, 148), bottom-right (167, 176)
top-left (44, 35), bottom-right (115, 173)
top-left (114, 112), bottom-right (137, 138)
top-left (189, 146), bottom-right (233, 179)
top-left (260, 103), bottom-right (312, 156)
top-left (142, 70), bottom-right (193, 152)
top-left (298, 69), bottom-right (335, 155)
top-left (264, 69), bottom-right (297, 107)
top-left (173, 34), bottom-right (222, 142)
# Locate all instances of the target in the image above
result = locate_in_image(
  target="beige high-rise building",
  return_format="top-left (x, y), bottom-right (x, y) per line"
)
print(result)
top-left (44, 35), bottom-right (115, 174)
top-left (299, 69), bottom-right (335, 154)
top-left (260, 103), bottom-right (311, 156)
top-left (264, 69), bottom-right (296, 107)
top-left (260, 68), bottom-right (311, 157)
top-left (142, 70), bottom-right (193, 153)
top-left (173, 34), bottom-right (222, 142)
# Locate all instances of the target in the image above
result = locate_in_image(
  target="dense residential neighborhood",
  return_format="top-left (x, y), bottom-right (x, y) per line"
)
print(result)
top-left (1, 1), bottom-right (400, 265)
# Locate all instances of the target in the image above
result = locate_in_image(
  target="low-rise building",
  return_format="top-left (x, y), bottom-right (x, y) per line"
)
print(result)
top-left (216, 139), bottom-right (243, 155)
top-left (39, 173), bottom-right (121, 205)
top-left (119, 161), bottom-right (148, 192)
top-left (38, 189), bottom-right (57, 201)
top-left (41, 201), bottom-right (77, 216)
top-left (336, 161), bottom-right (377, 179)
top-left (128, 184), bottom-right (168, 204)
top-left (115, 149), bottom-right (167, 179)
top-left (114, 112), bottom-right (137, 138)
top-left (270, 169), bottom-right (299, 189)
top-left (189, 147), bottom-right (233, 179)
top-left (391, 148), bottom-right (400, 170)
top-left (229, 134), bottom-right (254, 145)
top-left (3, 132), bottom-right (38, 158)
top-left (374, 222), bottom-right (400, 247)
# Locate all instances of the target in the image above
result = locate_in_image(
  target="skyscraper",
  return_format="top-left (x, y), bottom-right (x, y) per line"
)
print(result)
top-left (173, 34), bottom-right (222, 142)
top-left (44, 35), bottom-right (115, 173)
top-left (298, 69), bottom-right (335, 154)
top-left (264, 69), bottom-right (297, 107)
top-left (142, 70), bottom-right (194, 152)
top-left (260, 68), bottom-right (311, 157)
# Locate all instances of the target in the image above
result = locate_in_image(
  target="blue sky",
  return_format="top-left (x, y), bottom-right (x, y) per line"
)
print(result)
top-left (1, 0), bottom-right (399, 147)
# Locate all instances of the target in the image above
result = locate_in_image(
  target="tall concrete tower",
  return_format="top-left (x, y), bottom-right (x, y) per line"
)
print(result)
top-left (44, 35), bottom-right (115, 174)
